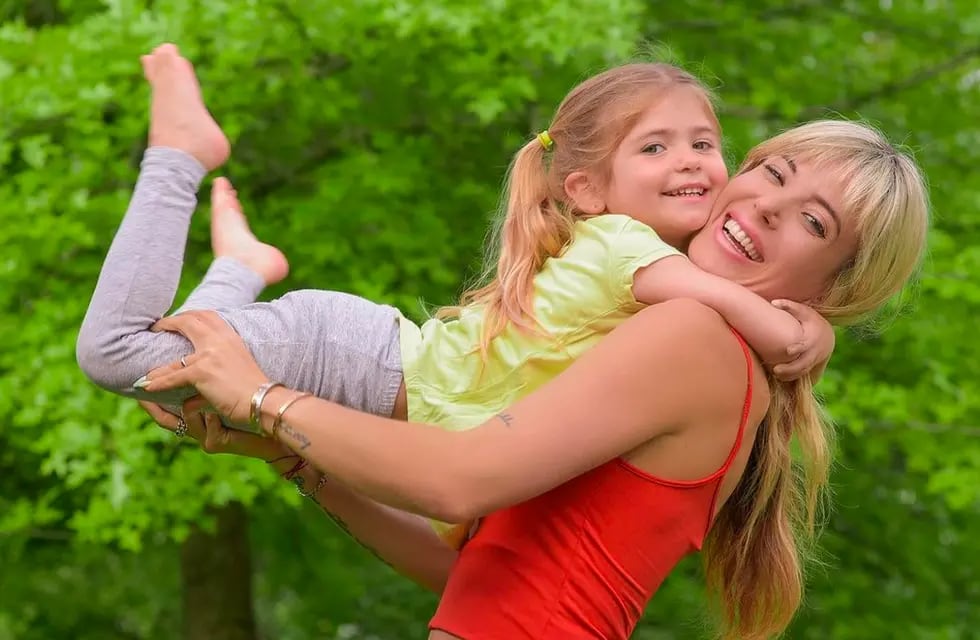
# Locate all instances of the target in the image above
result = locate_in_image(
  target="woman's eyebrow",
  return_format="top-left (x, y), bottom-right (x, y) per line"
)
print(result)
top-left (815, 195), bottom-right (842, 235)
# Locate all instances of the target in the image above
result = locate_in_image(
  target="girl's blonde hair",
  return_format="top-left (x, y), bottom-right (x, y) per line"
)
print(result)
top-left (437, 62), bottom-right (718, 356)
top-left (703, 120), bottom-right (929, 639)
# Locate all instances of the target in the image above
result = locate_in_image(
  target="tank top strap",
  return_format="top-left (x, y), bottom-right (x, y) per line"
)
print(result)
top-left (719, 328), bottom-right (755, 474)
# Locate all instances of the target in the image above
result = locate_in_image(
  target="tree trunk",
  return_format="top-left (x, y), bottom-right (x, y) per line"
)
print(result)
top-left (180, 502), bottom-right (258, 640)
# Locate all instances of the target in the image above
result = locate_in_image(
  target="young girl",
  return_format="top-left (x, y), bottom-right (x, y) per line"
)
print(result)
top-left (77, 45), bottom-right (833, 546)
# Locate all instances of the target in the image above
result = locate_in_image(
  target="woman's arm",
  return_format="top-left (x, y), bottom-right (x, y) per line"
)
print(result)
top-left (142, 299), bottom-right (741, 523)
top-left (142, 403), bottom-right (455, 592)
top-left (286, 461), bottom-right (455, 592)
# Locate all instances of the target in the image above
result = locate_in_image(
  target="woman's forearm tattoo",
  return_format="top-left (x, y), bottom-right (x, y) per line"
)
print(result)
top-left (279, 421), bottom-right (311, 450)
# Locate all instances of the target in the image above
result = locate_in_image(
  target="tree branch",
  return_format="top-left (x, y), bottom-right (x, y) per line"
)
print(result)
top-left (721, 45), bottom-right (980, 123)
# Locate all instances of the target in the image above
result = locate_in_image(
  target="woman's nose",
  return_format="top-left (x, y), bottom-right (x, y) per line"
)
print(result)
top-left (753, 197), bottom-right (781, 227)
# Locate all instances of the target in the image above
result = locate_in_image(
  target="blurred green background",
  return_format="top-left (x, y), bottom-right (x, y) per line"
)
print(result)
top-left (1, 1), bottom-right (978, 638)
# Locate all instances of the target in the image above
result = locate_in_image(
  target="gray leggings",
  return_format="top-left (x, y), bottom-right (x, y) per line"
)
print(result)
top-left (76, 147), bottom-right (403, 424)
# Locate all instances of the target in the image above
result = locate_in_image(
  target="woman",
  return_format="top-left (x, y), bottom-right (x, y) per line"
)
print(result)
top-left (138, 119), bottom-right (929, 639)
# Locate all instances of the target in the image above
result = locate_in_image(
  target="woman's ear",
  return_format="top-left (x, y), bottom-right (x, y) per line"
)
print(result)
top-left (564, 171), bottom-right (606, 214)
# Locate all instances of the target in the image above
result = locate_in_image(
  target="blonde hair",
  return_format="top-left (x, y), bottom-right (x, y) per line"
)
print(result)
top-left (702, 120), bottom-right (930, 639)
top-left (437, 63), bottom-right (718, 356)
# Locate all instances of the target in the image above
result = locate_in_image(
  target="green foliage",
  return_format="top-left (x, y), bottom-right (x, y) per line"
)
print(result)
top-left (1, 1), bottom-right (978, 638)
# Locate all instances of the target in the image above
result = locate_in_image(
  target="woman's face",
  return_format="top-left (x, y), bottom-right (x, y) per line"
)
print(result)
top-left (687, 154), bottom-right (860, 303)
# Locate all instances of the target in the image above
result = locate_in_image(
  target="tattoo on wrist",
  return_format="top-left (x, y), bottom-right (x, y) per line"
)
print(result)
top-left (496, 412), bottom-right (515, 427)
top-left (279, 421), bottom-right (312, 450)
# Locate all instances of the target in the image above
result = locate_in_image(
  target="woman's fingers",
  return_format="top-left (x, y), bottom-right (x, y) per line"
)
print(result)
top-left (139, 400), bottom-right (206, 441)
top-left (152, 310), bottom-right (230, 343)
top-left (136, 364), bottom-right (198, 392)
top-left (182, 395), bottom-right (209, 414)
top-left (138, 400), bottom-right (178, 427)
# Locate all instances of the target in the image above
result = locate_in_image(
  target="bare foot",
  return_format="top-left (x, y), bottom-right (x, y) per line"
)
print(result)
top-left (141, 43), bottom-right (230, 171)
top-left (210, 177), bottom-right (289, 286)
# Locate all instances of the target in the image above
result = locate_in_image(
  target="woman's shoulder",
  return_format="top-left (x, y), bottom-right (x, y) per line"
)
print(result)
top-left (618, 299), bottom-right (770, 413)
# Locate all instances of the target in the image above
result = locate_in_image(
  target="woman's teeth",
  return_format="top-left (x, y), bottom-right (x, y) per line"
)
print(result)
top-left (722, 218), bottom-right (762, 261)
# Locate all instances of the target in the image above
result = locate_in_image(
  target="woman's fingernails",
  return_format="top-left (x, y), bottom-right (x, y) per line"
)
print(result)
top-left (133, 376), bottom-right (150, 389)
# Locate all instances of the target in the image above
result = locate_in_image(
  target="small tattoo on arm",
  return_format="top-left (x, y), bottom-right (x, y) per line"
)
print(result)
top-left (496, 412), bottom-right (515, 427)
top-left (279, 421), bottom-right (312, 450)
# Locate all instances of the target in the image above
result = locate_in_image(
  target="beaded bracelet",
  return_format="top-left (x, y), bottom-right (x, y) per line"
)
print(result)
top-left (297, 474), bottom-right (329, 500)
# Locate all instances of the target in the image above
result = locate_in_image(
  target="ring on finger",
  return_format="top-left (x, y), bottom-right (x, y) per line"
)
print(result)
top-left (174, 416), bottom-right (188, 438)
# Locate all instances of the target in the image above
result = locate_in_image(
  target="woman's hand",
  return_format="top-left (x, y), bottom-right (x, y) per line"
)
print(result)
top-left (140, 398), bottom-right (289, 461)
top-left (134, 310), bottom-right (269, 425)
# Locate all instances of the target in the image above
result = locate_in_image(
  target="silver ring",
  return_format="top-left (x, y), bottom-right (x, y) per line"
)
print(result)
top-left (180, 355), bottom-right (188, 368)
top-left (174, 416), bottom-right (188, 437)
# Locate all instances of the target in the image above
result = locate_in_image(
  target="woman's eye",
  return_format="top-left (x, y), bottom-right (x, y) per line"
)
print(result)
top-left (804, 213), bottom-right (826, 238)
top-left (764, 163), bottom-right (784, 185)
top-left (693, 140), bottom-right (713, 151)
top-left (643, 143), bottom-right (666, 154)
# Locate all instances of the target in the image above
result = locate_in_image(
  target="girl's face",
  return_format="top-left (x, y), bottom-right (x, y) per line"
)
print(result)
top-left (687, 155), bottom-right (860, 303)
top-left (568, 86), bottom-right (729, 249)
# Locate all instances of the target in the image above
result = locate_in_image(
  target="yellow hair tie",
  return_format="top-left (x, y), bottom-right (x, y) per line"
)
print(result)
top-left (536, 130), bottom-right (554, 151)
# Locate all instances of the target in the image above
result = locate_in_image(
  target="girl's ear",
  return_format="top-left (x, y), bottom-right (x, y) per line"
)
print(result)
top-left (564, 171), bottom-right (606, 214)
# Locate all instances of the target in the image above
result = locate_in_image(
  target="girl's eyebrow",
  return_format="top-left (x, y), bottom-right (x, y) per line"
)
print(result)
top-left (639, 125), bottom-right (718, 139)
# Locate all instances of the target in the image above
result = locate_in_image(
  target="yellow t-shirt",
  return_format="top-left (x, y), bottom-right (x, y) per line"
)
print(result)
top-left (400, 214), bottom-right (680, 428)
top-left (398, 214), bottom-right (681, 544)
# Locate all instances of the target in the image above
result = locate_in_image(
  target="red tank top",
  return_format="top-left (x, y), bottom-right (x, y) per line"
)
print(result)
top-left (429, 330), bottom-right (754, 640)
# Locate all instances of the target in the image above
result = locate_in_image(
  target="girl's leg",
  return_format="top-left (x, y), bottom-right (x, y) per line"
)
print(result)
top-left (174, 178), bottom-right (286, 315)
top-left (77, 45), bottom-right (404, 422)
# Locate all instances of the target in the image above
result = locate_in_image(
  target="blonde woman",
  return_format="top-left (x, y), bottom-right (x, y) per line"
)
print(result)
top-left (142, 118), bottom-right (928, 639)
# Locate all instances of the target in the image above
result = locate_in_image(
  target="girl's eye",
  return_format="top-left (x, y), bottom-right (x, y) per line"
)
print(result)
top-left (643, 143), bottom-right (666, 154)
top-left (693, 140), bottom-right (713, 151)
top-left (764, 163), bottom-right (784, 185)
top-left (804, 213), bottom-right (826, 238)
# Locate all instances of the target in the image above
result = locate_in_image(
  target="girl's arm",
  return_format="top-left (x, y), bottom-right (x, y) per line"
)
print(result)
top-left (631, 256), bottom-right (830, 369)
top-left (141, 402), bottom-right (455, 592)
top-left (141, 300), bottom-right (746, 523)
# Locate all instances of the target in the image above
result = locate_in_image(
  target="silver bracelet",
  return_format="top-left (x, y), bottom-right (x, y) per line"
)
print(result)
top-left (249, 381), bottom-right (283, 432)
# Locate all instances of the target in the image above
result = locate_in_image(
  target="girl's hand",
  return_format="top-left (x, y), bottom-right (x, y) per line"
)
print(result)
top-left (140, 398), bottom-right (288, 460)
top-left (135, 310), bottom-right (269, 425)
top-left (770, 299), bottom-right (835, 382)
